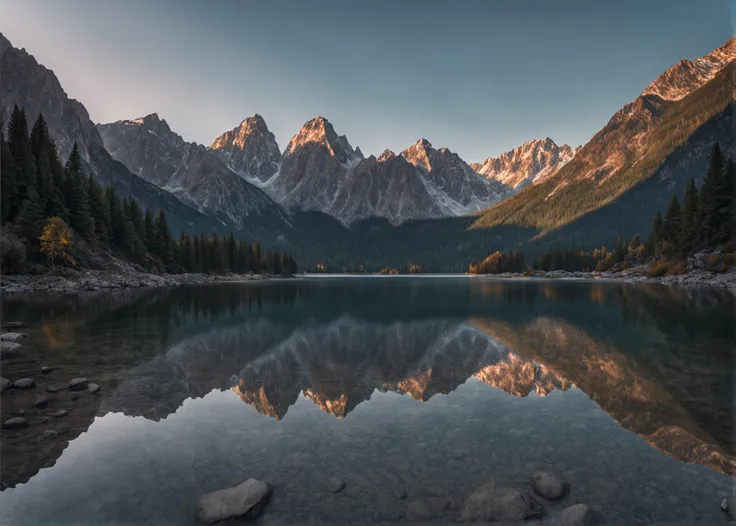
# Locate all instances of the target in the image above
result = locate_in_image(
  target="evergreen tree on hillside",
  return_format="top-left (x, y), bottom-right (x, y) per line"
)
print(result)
top-left (87, 175), bottom-right (110, 244)
top-left (719, 158), bottom-right (735, 243)
top-left (63, 143), bottom-right (95, 242)
top-left (662, 195), bottom-right (682, 253)
top-left (13, 187), bottom-right (46, 246)
top-left (144, 209), bottom-right (156, 253)
top-left (153, 210), bottom-right (174, 269)
top-left (106, 186), bottom-right (125, 248)
top-left (7, 105), bottom-right (36, 202)
top-left (679, 179), bottom-right (700, 254)
top-left (651, 211), bottom-right (664, 246)
top-left (30, 113), bottom-right (68, 220)
top-left (0, 130), bottom-right (19, 224)
top-left (126, 199), bottom-right (147, 250)
top-left (700, 143), bottom-right (725, 244)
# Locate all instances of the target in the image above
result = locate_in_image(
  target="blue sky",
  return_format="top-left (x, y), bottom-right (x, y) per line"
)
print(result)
top-left (1, 0), bottom-right (733, 161)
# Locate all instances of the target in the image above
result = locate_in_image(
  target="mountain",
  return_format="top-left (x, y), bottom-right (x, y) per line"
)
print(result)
top-left (402, 138), bottom-right (509, 214)
top-left (472, 37), bottom-right (736, 245)
top-left (257, 118), bottom-right (510, 225)
top-left (263, 116), bottom-right (363, 215)
top-left (97, 114), bottom-right (288, 231)
top-left (0, 33), bottom-right (218, 235)
top-left (471, 138), bottom-right (577, 189)
top-left (209, 114), bottom-right (281, 184)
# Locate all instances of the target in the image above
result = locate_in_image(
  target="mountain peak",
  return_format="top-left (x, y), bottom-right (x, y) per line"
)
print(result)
top-left (208, 114), bottom-right (280, 183)
top-left (284, 116), bottom-right (355, 163)
top-left (642, 36), bottom-right (736, 101)
top-left (377, 149), bottom-right (396, 162)
top-left (472, 138), bottom-right (576, 189)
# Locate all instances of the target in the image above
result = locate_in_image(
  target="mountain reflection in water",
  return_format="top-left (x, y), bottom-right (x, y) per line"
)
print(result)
top-left (1, 278), bottom-right (734, 524)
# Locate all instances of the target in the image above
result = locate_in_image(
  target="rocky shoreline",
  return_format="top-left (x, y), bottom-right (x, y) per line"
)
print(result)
top-left (481, 266), bottom-right (736, 296)
top-left (0, 269), bottom-right (283, 295)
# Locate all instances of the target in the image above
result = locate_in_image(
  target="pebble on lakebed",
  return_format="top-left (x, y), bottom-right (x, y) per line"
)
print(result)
top-left (3, 417), bottom-right (29, 429)
top-left (530, 470), bottom-right (569, 500)
top-left (11, 377), bottom-right (35, 389)
top-left (194, 478), bottom-right (273, 524)
top-left (458, 480), bottom-right (542, 522)
top-left (0, 341), bottom-right (23, 357)
top-left (69, 378), bottom-right (89, 391)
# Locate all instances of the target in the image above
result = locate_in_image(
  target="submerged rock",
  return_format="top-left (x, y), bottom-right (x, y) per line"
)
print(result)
top-left (193, 478), bottom-right (273, 524)
top-left (46, 386), bottom-right (63, 393)
top-left (530, 470), bottom-right (569, 500)
top-left (457, 480), bottom-right (542, 522)
top-left (35, 397), bottom-right (49, 409)
top-left (3, 417), bottom-right (29, 429)
top-left (48, 409), bottom-right (68, 418)
top-left (326, 476), bottom-right (345, 493)
top-left (87, 383), bottom-right (100, 394)
top-left (40, 366), bottom-right (52, 374)
top-left (1, 341), bottom-right (23, 357)
top-left (0, 377), bottom-right (8, 393)
top-left (722, 498), bottom-right (736, 520)
top-left (12, 377), bottom-right (35, 389)
top-left (44, 429), bottom-right (58, 439)
top-left (68, 378), bottom-right (89, 391)
top-left (1, 332), bottom-right (26, 342)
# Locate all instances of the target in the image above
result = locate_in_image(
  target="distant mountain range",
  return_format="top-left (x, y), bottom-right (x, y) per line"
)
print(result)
top-left (1, 31), bottom-right (733, 268)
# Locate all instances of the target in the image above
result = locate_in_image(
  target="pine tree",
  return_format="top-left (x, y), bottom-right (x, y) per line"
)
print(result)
top-left (0, 130), bottom-right (19, 224)
top-left (121, 199), bottom-right (144, 256)
top-left (30, 113), bottom-right (67, 219)
top-left (87, 175), bottom-right (110, 244)
top-left (7, 105), bottom-right (36, 202)
top-left (192, 235), bottom-right (201, 273)
top-left (663, 195), bottom-right (682, 254)
top-left (717, 158), bottom-right (735, 244)
top-left (154, 210), bottom-right (174, 269)
top-left (63, 143), bottom-right (95, 242)
top-left (679, 179), bottom-right (700, 255)
top-left (107, 187), bottom-right (126, 248)
top-left (144, 209), bottom-right (156, 253)
top-left (127, 200), bottom-right (147, 249)
top-left (700, 143), bottom-right (725, 245)
top-left (13, 188), bottom-right (46, 246)
top-left (651, 211), bottom-right (664, 247)
top-left (252, 242), bottom-right (262, 273)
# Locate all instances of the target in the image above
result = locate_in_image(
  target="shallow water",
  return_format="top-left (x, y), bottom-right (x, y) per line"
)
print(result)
top-left (1, 277), bottom-right (734, 525)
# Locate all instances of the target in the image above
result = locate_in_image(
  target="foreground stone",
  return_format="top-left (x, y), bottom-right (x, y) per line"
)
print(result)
top-left (457, 480), bottom-right (542, 522)
top-left (87, 383), bottom-right (100, 394)
top-left (68, 378), bottom-right (89, 391)
top-left (3, 417), bottom-right (29, 429)
top-left (40, 366), bottom-right (52, 374)
top-left (35, 397), bottom-right (49, 408)
top-left (0, 341), bottom-right (23, 357)
top-left (1, 332), bottom-right (26, 342)
top-left (193, 478), bottom-right (273, 524)
top-left (12, 378), bottom-right (35, 389)
top-left (44, 429), bottom-right (58, 439)
top-left (48, 409), bottom-right (68, 418)
top-left (0, 377), bottom-right (8, 393)
top-left (530, 471), bottom-right (569, 500)
top-left (722, 498), bottom-right (736, 520)
top-left (46, 386), bottom-right (63, 393)
top-left (326, 476), bottom-right (345, 493)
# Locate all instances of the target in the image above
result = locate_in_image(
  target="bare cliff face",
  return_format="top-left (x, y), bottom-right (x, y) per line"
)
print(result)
top-left (471, 138), bottom-right (577, 189)
top-left (97, 114), bottom-right (287, 230)
top-left (209, 114), bottom-right (281, 184)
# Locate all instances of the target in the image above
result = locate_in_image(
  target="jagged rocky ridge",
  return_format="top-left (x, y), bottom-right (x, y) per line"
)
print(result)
top-left (471, 138), bottom-right (578, 189)
top-left (0, 33), bottom-right (218, 235)
top-left (98, 114), bottom-right (287, 230)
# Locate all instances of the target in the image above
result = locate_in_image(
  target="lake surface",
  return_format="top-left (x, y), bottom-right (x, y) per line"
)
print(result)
top-left (1, 277), bottom-right (735, 525)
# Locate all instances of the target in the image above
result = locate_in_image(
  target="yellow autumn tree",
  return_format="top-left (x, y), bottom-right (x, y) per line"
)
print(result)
top-left (39, 217), bottom-right (76, 269)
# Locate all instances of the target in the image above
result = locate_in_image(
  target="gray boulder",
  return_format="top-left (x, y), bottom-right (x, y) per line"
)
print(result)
top-left (3, 417), bottom-right (29, 429)
top-left (326, 476), bottom-right (345, 493)
top-left (193, 478), bottom-right (273, 524)
top-left (530, 471), bottom-right (569, 500)
top-left (87, 383), bottom-right (100, 394)
top-left (12, 377), bottom-right (35, 389)
top-left (1, 332), bottom-right (26, 342)
top-left (457, 480), bottom-right (542, 522)
top-left (1, 341), bottom-right (23, 357)
top-left (69, 378), bottom-right (89, 391)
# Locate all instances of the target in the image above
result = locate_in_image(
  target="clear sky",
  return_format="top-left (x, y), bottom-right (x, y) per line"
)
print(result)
top-left (1, 0), bottom-right (733, 161)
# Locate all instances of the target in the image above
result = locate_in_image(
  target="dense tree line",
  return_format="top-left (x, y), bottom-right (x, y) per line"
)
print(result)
top-left (650, 143), bottom-right (735, 258)
top-left (1, 105), bottom-right (297, 275)
top-left (468, 251), bottom-right (524, 274)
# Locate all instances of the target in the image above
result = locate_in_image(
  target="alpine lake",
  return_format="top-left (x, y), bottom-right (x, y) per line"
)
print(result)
top-left (1, 276), bottom-right (734, 525)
